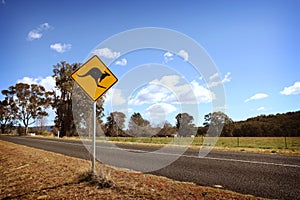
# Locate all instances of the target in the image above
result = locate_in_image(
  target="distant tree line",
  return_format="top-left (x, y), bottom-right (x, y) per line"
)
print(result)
top-left (103, 110), bottom-right (300, 137)
top-left (231, 111), bottom-right (300, 137)
top-left (197, 111), bottom-right (300, 137)
top-left (1, 61), bottom-right (299, 137)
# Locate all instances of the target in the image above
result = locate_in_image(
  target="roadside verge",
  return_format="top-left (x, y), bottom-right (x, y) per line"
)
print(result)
top-left (0, 140), bottom-right (264, 199)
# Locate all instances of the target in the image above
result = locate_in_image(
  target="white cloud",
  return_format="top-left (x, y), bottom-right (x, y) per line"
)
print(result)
top-left (163, 52), bottom-right (174, 63)
top-left (245, 93), bottom-right (268, 102)
top-left (2, 0), bottom-right (6, 5)
top-left (128, 84), bottom-right (169, 106)
top-left (151, 75), bottom-right (180, 87)
top-left (190, 80), bottom-right (216, 103)
top-left (116, 108), bottom-right (134, 116)
top-left (280, 81), bottom-right (300, 95)
top-left (164, 52), bottom-right (173, 57)
top-left (50, 43), bottom-right (72, 53)
top-left (223, 72), bottom-right (231, 83)
top-left (93, 48), bottom-right (120, 59)
top-left (115, 58), bottom-right (127, 66)
top-left (39, 76), bottom-right (56, 91)
top-left (146, 103), bottom-right (177, 120)
top-left (17, 77), bottom-right (39, 85)
top-left (27, 22), bottom-right (52, 41)
top-left (17, 76), bottom-right (56, 92)
top-left (105, 88), bottom-right (126, 106)
top-left (28, 31), bottom-right (42, 40)
top-left (40, 22), bottom-right (51, 30)
top-left (177, 50), bottom-right (189, 61)
top-left (207, 72), bottom-right (231, 87)
top-left (257, 106), bottom-right (265, 111)
top-left (209, 73), bottom-right (219, 81)
top-left (129, 75), bottom-right (214, 106)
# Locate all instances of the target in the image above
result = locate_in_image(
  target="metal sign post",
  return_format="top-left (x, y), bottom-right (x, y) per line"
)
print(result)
top-left (92, 101), bottom-right (96, 175)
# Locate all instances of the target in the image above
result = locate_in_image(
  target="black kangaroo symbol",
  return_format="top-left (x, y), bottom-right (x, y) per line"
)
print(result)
top-left (78, 67), bottom-right (110, 89)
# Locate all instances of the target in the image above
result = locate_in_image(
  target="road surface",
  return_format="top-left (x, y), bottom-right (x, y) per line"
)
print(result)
top-left (0, 136), bottom-right (299, 199)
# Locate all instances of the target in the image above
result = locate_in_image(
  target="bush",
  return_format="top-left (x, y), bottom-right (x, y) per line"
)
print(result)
top-left (40, 131), bottom-right (53, 136)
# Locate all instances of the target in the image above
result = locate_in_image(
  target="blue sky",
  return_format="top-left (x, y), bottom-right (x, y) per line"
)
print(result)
top-left (1, 0), bottom-right (299, 126)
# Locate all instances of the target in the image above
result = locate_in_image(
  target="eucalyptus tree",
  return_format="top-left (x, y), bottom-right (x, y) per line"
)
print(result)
top-left (52, 61), bottom-right (78, 137)
top-left (2, 83), bottom-right (53, 135)
top-left (105, 111), bottom-right (126, 136)
top-left (203, 112), bottom-right (233, 136)
top-left (128, 112), bottom-right (151, 137)
top-left (175, 113), bottom-right (196, 137)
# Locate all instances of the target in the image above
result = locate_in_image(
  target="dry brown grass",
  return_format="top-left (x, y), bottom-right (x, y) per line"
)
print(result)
top-left (0, 140), bottom-right (265, 199)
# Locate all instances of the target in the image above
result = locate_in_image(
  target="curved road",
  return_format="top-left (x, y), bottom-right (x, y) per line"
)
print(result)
top-left (1, 136), bottom-right (299, 199)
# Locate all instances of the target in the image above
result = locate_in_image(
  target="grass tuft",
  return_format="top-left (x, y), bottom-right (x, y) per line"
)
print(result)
top-left (78, 171), bottom-right (115, 189)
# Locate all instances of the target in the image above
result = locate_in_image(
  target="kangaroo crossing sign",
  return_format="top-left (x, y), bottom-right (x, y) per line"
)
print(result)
top-left (71, 55), bottom-right (118, 101)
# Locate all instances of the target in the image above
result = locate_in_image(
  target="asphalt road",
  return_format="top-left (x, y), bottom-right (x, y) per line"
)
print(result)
top-left (1, 136), bottom-right (299, 200)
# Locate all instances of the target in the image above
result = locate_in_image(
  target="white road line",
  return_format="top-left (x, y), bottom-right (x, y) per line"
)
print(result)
top-left (10, 137), bottom-right (300, 168)
top-left (14, 137), bottom-right (83, 146)
top-left (185, 154), bottom-right (300, 168)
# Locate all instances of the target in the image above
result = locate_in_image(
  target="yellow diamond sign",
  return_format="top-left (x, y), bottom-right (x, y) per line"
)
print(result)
top-left (71, 55), bottom-right (118, 101)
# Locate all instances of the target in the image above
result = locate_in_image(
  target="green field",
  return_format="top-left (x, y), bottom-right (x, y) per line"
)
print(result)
top-left (100, 136), bottom-right (300, 154)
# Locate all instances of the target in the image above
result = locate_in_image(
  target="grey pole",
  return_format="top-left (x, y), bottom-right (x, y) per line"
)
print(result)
top-left (92, 101), bottom-right (96, 175)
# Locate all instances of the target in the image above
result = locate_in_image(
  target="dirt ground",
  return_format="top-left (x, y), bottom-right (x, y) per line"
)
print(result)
top-left (0, 140), bottom-right (265, 199)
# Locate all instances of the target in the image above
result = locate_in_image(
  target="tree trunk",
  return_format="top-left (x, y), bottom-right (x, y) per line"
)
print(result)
top-left (1, 125), bottom-right (5, 134)
top-left (24, 125), bottom-right (29, 135)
